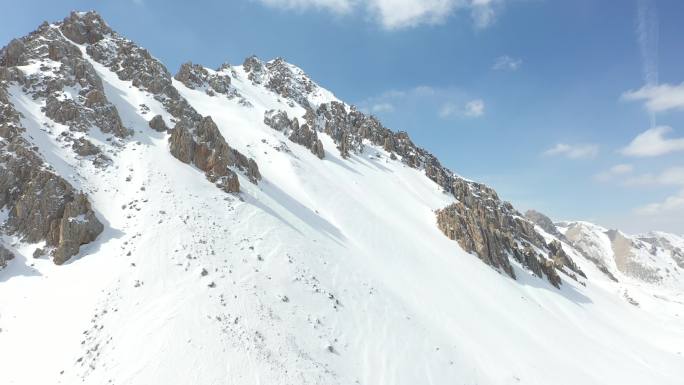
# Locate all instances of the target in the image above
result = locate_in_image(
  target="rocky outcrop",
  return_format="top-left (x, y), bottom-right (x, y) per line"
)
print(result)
top-left (170, 116), bottom-right (260, 193)
top-left (50, 194), bottom-right (104, 265)
top-left (1, 17), bottom-right (129, 139)
top-left (174, 62), bottom-right (236, 98)
top-left (60, 11), bottom-right (111, 45)
top-left (0, 82), bottom-right (103, 265)
top-left (0, 244), bottom-right (15, 269)
top-left (71, 137), bottom-right (100, 156)
top-left (148, 114), bottom-right (168, 132)
top-left (0, 39), bottom-right (27, 67)
top-left (244, 56), bottom-right (324, 109)
top-left (264, 110), bottom-right (324, 159)
top-left (525, 210), bottom-right (567, 240)
top-left (244, 57), bottom-right (584, 288)
top-left (71, 12), bottom-right (261, 192)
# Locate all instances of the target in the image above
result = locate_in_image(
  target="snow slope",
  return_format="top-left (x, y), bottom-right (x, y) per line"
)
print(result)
top-left (1, 17), bottom-right (684, 385)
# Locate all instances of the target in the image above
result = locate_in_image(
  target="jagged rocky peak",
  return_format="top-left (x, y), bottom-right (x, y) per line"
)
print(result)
top-left (174, 61), bottom-right (237, 98)
top-left (0, 10), bottom-right (264, 269)
top-left (60, 11), bottom-right (112, 45)
top-left (55, 11), bottom-right (262, 192)
top-left (525, 209), bottom-right (566, 240)
top-left (0, 17), bottom-right (108, 265)
top-left (243, 55), bottom-right (337, 109)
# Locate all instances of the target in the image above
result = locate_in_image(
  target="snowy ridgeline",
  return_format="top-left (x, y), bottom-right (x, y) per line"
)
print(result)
top-left (0, 11), bottom-right (683, 385)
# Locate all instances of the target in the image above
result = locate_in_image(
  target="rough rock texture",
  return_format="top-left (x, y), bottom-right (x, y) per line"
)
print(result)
top-left (436, 183), bottom-right (565, 287)
top-left (264, 109), bottom-right (324, 159)
top-left (0, 244), bottom-right (15, 269)
top-left (72, 13), bottom-right (261, 192)
top-left (607, 230), bottom-right (662, 283)
top-left (244, 56), bottom-right (585, 288)
top-left (0, 81), bottom-right (103, 265)
top-left (148, 114), bottom-right (168, 132)
top-left (0, 39), bottom-right (27, 67)
top-left (174, 62), bottom-right (237, 98)
top-left (71, 137), bottom-right (100, 156)
top-left (244, 56), bottom-right (317, 108)
top-left (170, 116), bottom-right (260, 192)
top-left (525, 209), bottom-right (567, 240)
top-left (60, 11), bottom-right (110, 45)
top-left (50, 194), bottom-right (104, 265)
top-left (1, 17), bottom-right (129, 139)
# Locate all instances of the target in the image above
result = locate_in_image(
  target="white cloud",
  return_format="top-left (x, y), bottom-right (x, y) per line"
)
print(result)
top-left (636, 0), bottom-right (659, 87)
top-left (464, 99), bottom-right (484, 117)
top-left (622, 82), bottom-right (684, 113)
top-left (254, 0), bottom-right (505, 29)
top-left (635, 189), bottom-right (684, 215)
top-left (621, 126), bottom-right (684, 157)
top-left (439, 98), bottom-right (485, 118)
top-left (594, 163), bottom-right (634, 181)
top-left (624, 166), bottom-right (684, 187)
top-left (256, 0), bottom-right (355, 14)
top-left (631, 166), bottom-right (684, 217)
top-left (492, 55), bottom-right (522, 71)
top-left (543, 143), bottom-right (599, 159)
top-left (370, 102), bottom-right (395, 113)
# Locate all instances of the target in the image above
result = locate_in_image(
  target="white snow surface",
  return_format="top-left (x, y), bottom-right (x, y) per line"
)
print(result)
top-left (0, 52), bottom-right (683, 385)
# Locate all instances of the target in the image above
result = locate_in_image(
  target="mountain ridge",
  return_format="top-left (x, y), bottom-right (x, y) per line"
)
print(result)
top-left (1, 10), bottom-right (683, 385)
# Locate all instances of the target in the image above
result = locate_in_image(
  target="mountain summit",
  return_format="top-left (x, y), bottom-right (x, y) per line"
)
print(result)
top-left (1, 11), bottom-right (683, 385)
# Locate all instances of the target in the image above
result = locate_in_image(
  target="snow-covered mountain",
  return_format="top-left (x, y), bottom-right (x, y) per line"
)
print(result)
top-left (0, 11), bottom-right (683, 385)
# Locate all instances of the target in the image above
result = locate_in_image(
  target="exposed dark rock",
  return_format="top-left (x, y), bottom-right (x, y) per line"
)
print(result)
top-left (525, 210), bottom-right (566, 240)
top-left (244, 56), bottom-right (320, 109)
top-left (84, 89), bottom-right (107, 107)
top-left (0, 244), bottom-right (15, 269)
top-left (175, 61), bottom-right (236, 97)
top-left (60, 11), bottom-right (111, 45)
top-left (148, 114), bottom-right (168, 132)
top-left (71, 137), bottom-right (100, 156)
top-left (174, 62), bottom-right (206, 89)
top-left (170, 116), bottom-right (260, 193)
top-left (51, 194), bottom-right (104, 265)
top-left (0, 66), bottom-right (103, 265)
top-left (264, 110), bottom-right (324, 159)
top-left (548, 239), bottom-right (586, 278)
top-left (77, 19), bottom-right (260, 192)
top-left (436, 180), bottom-right (574, 287)
top-left (0, 39), bottom-right (27, 67)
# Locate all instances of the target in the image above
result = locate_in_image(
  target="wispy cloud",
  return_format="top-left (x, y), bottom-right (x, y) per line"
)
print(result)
top-left (370, 102), bottom-right (395, 113)
top-left (594, 164), bottom-right (634, 182)
top-left (624, 166), bottom-right (684, 186)
top-left (635, 189), bottom-right (684, 215)
top-left (492, 55), bottom-right (522, 71)
top-left (254, 0), bottom-right (506, 29)
top-left (256, 0), bottom-right (355, 14)
top-left (633, 0), bottom-right (660, 128)
top-left (439, 99), bottom-right (485, 118)
top-left (621, 126), bottom-right (684, 157)
top-left (359, 85), bottom-right (483, 119)
top-left (622, 82), bottom-right (684, 113)
top-left (543, 143), bottom-right (599, 159)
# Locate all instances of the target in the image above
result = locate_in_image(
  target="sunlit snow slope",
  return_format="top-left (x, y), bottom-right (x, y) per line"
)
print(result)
top-left (1, 13), bottom-right (683, 385)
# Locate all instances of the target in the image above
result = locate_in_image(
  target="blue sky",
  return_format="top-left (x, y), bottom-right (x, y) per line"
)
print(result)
top-left (3, 0), bottom-right (684, 234)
